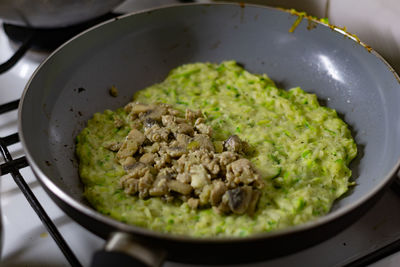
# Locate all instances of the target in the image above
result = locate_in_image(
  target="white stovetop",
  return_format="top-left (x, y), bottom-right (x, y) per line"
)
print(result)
top-left (1, 1), bottom-right (400, 266)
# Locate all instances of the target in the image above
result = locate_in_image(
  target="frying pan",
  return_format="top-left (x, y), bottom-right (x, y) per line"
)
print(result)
top-left (18, 3), bottom-right (400, 266)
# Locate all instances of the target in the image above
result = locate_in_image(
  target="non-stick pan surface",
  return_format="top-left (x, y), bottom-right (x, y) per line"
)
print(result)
top-left (19, 3), bottom-right (400, 264)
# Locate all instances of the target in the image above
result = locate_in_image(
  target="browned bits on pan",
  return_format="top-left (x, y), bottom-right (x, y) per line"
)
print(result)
top-left (108, 102), bottom-right (264, 215)
top-left (109, 85), bottom-right (118, 97)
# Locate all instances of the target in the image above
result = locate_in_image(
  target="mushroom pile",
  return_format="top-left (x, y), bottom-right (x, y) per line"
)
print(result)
top-left (104, 102), bottom-right (264, 215)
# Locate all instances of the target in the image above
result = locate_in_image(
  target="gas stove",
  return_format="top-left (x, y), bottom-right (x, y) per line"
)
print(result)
top-left (1, 1), bottom-right (400, 266)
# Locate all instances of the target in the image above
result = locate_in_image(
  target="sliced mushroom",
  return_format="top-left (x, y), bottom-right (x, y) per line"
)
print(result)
top-left (175, 123), bottom-right (194, 136)
top-left (190, 164), bottom-right (211, 189)
top-left (142, 142), bottom-right (161, 154)
top-left (138, 172), bottom-right (155, 198)
top-left (192, 134), bottom-right (215, 152)
top-left (187, 198), bottom-right (200, 209)
top-left (127, 128), bottom-right (146, 144)
top-left (123, 162), bottom-right (150, 179)
top-left (226, 186), bottom-right (253, 215)
top-left (210, 181), bottom-right (227, 206)
top-left (166, 146), bottom-right (187, 158)
top-left (143, 118), bottom-right (159, 129)
top-left (215, 194), bottom-right (231, 214)
top-left (116, 139), bottom-right (139, 159)
top-left (175, 133), bottom-right (192, 147)
top-left (121, 156), bottom-right (136, 170)
top-left (167, 108), bottom-right (180, 116)
top-left (167, 180), bottom-right (193, 195)
top-left (202, 157), bottom-right (220, 176)
top-left (218, 151), bottom-right (238, 168)
top-left (103, 140), bottom-right (121, 152)
top-left (130, 103), bottom-right (153, 115)
top-left (161, 115), bottom-right (175, 127)
top-left (154, 152), bottom-right (171, 170)
top-left (149, 176), bottom-right (168, 196)
top-left (176, 173), bottom-right (191, 184)
top-left (226, 158), bottom-right (262, 186)
top-left (195, 123), bottom-right (212, 136)
top-left (121, 178), bottom-right (139, 195)
top-left (144, 124), bottom-right (170, 142)
top-left (139, 105), bottom-right (168, 122)
top-left (116, 103), bottom-right (263, 215)
top-left (185, 109), bottom-right (203, 122)
top-left (224, 135), bottom-right (244, 153)
top-left (198, 184), bottom-right (212, 206)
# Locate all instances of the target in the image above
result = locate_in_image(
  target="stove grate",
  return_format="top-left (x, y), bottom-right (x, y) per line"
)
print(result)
top-left (0, 100), bottom-right (82, 267)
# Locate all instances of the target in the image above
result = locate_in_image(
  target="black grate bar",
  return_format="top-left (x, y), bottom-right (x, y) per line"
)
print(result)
top-left (0, 156), bottom-right (28, 175)
top-left (2, 133), bottom-right (19, 146)
top-left (0, 32), bottom-right (33, 74)
top-left (0, 137), bottom-right (82, 267)
top-left (0, 99), bottom-right (19, 114)
top-left (392, 177), bottom-right (400, 196)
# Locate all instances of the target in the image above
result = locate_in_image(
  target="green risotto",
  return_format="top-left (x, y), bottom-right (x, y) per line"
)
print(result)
top-left (76, 61), bottom-right (357, 237)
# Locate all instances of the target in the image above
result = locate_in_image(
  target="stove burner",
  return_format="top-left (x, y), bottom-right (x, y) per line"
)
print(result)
top-left (0, 12), bottom-right (121, 74)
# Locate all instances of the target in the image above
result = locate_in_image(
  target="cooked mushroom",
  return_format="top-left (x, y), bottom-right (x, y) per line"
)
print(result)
top-left (190, 164), bottom-right (211, 189)
top-left (210, 181), bottom-right (227, 206)
top-left (224, 135), bottom-right (244, 153)
top-left (218, 151), bottom-right (238, 168)
top-left (130, 103), bottom-right (153, 114)
top-left (123, 162), bottom-right (150, 178)
top-left (144, 124), bottom-right (170, 142)
top-left (161, 115), bottom-right (175, 128)
top-left (175, 123), bottom-right (194, 136)
top-left (149, 176), bottom-right (168, 196)
top-left (116, 103), bottom-right (263, 214)
top-left (167, 180), bottom-right (193, 195)
top-left (166, 146), bottom-right (187, 158)
top-left (185, 109), bottom-right (203, 122)
top-left (192, 134), bottom-right (215, 152)
top-left (138, 172), bottom-right (155, 198)
top-left (154, 152), bottom-right (171, 170)
top-left (226, 158), bottom-right (262, 186)
top-left (226, 186), bottom-right (253, 214)
top-left (121, 156), bottom-right (136, 170)
top-left (103, 140), bottom-right (121, 152)
top-left (138, 105), bottom-right (168, 122)
top-left (198, 184), bottom-right (212, 206)
top-left (139, 153), bottom-right (155, 165)
top-left (187, 198), bottom-right (200, 209)
top-left (117, 139), bottom-right (139, 159)
top-left (195, 123), bottom-right (212, 136)
top-left (121, 178), bottom-right (139, 195)
top-left (176, 173), bottom-right (191, 184)
top-left (142, 142), bottom-right (161, 153)
top-left (143, 118), bottom-right (159, 129)
top-left (175, 133), bottom-right (192, 147)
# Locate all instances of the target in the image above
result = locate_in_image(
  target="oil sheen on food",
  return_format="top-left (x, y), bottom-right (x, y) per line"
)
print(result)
top-left (76, 61), bottom-right (357, 237)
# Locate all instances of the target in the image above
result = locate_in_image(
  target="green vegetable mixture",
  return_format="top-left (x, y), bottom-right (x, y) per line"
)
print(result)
top-left (76, 61), bottom-right (357, 237)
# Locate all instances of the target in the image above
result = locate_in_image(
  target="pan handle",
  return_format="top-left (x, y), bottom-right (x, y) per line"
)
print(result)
top-left (90, 232), bottom-right (167, 267)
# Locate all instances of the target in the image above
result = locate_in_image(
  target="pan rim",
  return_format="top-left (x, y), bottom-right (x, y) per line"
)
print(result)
top-left (18, 2), bottom-right (400, 244)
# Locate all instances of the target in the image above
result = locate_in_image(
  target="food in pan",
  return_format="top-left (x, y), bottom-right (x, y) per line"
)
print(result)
top-left (76, 61), bottom-right (357, 237)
